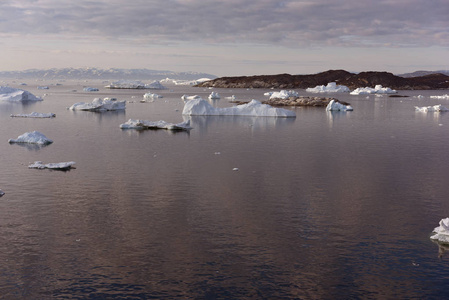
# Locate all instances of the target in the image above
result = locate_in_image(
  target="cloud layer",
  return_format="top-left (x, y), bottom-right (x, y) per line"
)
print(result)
top-left (1, 0), bottom-right (448, 48)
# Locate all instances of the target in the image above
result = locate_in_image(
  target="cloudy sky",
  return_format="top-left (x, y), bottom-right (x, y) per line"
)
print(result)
top-left (0, 0), bottom-right (448, 76)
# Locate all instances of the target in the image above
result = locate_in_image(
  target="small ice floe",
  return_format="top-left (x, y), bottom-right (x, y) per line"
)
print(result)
top-left (83, 87), bottom-right (99, 92)
top-left (208, 91), bottom-right (220, 99)
top-left (182, 99), bottom-right (296, 118)
top-left (430, 94), bottom-right (449, 99)
top-left (69, 97), bottom-right (126, 111)
top-left (10, 112), bottom-right (56, 118)
top-left (232, 168), bottom-right (239, 171)
top-left (415, 105), bottom-right (449, 112)
top-left (28, 161), bottom-right (76, 171)
top-left (430, 218), bottom-right (449, 244)
top-left (142, 92), bottom-right (163, 102)
top-left (37, 86), bottom-right (49, 90)
top-left (269, 90), bottom-right (299, 99)
top-left (0, 189), bottom-right (4, 197)
top-left (306, 82), bottom-right (350, 93)
top-left (0, 86), bottom-right (42, 101)
top-left (326, 99), bottom-right (353, 111)
top-left (225, 95), bottom-right (236, 101)
top-left (350, 85), bottom-right (397, 95)
top-left (120, 119), bottom-right (192, 131)
top-left (181, 94), bottom-right (201, 101)
top-left (414, 95), bottom-right (424, 98)
top-left (8, 131), bottom-right (53, 145)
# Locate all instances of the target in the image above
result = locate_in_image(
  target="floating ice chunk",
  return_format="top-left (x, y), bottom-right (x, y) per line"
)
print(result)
top-left (181, 94), bottom-right (202, 101)
top-left (350, 85), bottom-right (397, 95)
top-left (415, 104), bottom-right (449, 112)
top-left (225, 95), bottom-right (236, 100)
top-left (28, 161), bottom-right (76, 170)
top-left (326, 99), bottom-right (353, 111)
top-left (69, 97), bottom-right (126, 111)
top-left (83, 87), bottom-right (99, 92)
top-left (306, 82), bottom-right (350, 93)
top-left (120, 119), bottom-right (192, 131)
top-left (431, 218), bottom-right (449, 244)
top-left (145, 80), bottom-right (167, 89)
top-left (430, 94), bottom-right (449, 99)
top-left (0, 189), bottom-right (4, 197)
top-left (269, 90), bottom-right (299, 99)
top-left (10, 112), bottom-right (56, 118)
top-left (8, 131), bottom-right (53, 145)
top-left (0, 86), bottom-right (42, 101)
top-left (208, 91), bottom-right (220, 99)
top-left (37, 86), bottom-right (49, 90)
top-left (143, 92), bottom-right (163, 100)
top-left (182, 99), bottom-right (296, 118)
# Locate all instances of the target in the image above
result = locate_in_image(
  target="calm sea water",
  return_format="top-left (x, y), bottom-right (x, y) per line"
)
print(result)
top-left (1, 81), bottom-right (449, 299)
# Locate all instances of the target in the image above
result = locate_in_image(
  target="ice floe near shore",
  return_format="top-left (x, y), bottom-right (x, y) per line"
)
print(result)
top-left (431, 218), bottom-right (449, 244)
top-left (10, 112), bottom-right (56, 118)
top-left (69, 97), bottom-right (126, 111)
top-left (8, 131), bottom-right (53, 145)
top-left (415, 105), bottom-right (449, 112)
top-left (0, 86), bottom-right (42, 101)
top-left (182, 99), bottom-right (296, 118)
top-left (29, 161), bottom-right (76, 170)
top-left (105, 80), bottom-right (166, 89)
top-left (430, 94), bottom-right (449, 99)
top-left (350, 85), bottom-right (397, 95)
top-left (307, 82), bottom-right (350, 93)
top-left (268, 90), bottom-right (299, 100)
top-left (181, 95), bottom-right (201, 101)
top-left (120, 119), bottom-right (191, 131)
top-left (326, 100), bottom-right (353, 111)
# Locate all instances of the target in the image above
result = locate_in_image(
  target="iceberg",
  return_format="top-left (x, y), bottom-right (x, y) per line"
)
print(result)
top-left (8, 131), bottom-right (53, 145)
top-left (415, 105), bottom-right (449, 112)
top-left (10, 112), bottom-right (56, 118)
top-left (145, 80), bottom-right (167, 90)
top-left (208, 91), bottom-right (220, 99)
top-left (326, 99), bottom-right (353, 111)
top-left (269, 90), bottom-right (299, 100)
top-left (181, 94), bottom-right (201, 101)
top-left (105, 80), bottom-right (146, 89)
top-left (431, 218), bottom-right (449, 244)
top-left (143, 92), bottom-right (163, 100)
top-left (69, 97), bottom-right (126, 111)
top-left (162, 78), bottom-right (212, 86)
top-left (430, 94), bottom-right (449, 99)
top-left (182, 99), bottom-right (296, 118)
top-left (28, 161), bottom-right (76, 170)
top-left (120, 119), bottom-right (192, 131)
top-left (0, 86), bottom-right (42, 101)
top-left (83, 87), bottom-right (99, 92)
top-left (306, 82), bottom-right (350, 93)
top-left (350, 85), bottom-right (397, 95)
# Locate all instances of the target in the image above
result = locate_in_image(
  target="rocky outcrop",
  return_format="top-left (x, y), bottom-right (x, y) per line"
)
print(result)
top-left (196, 70), bottom-right (449, 90)
top-left (232, 96), bottom-right (350, 107)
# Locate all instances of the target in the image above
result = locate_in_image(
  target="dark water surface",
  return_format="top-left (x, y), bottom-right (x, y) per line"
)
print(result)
top-left (1, 81), bottom-right (449, 299)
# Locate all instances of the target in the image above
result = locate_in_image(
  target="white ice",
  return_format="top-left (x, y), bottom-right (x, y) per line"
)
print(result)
top-left (0, 86), bottom-right (42, 101)
top-left (415, 104), bottom-right (449, 112)
top-left (208, 91), bottom-right (220, 99)
top-left (29, 161), bottom-right (76, 170)
top-left (326, 100), bottom-right (354, 111)
top-left (83, 87), bottom-right (99, 92)
top-left (10, 112), bottom-right (56, 118)
top-left (430, 94), bottom-right (449, 99)
top-left (181, 94), bottom-right (202, 101)
top-left (143, 92), bottom-right (163, 100)
top-left (350, 85), bottom-right (397, 95)
top-left (120, 119), bottom-right (192, 131)
top-left (145, 80), bottom-right (167, 90)
top-left (268, 90), bottom-right (299, 100)
top-left (182, 98), bottom-right (296, 118)
top-left (431, 218), bottom-right (449, 244)
top-left (162, 78), bottom-right (212, 86)
top-left (8, 131), bottom-right (53, 145)
top-left (306, 82), bottom-right (350, 93)
top-left (105, 80), bottom-right (146, 89)
top-left (69, 97), bottom-right (126, 111)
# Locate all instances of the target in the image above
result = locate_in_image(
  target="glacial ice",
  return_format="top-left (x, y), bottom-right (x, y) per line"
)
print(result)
top-left (208, 91), bottom-right (220, 99)
top-left (431, 218), bottom-right (449, 244)
top-left (326, 100), bottom-right (353, 111)
top-left (120, 119), bottom-right (192, 131)
top-left (143, 92), bottom-right (163, 100)
top-left (69, 97), bottom-right (126, 111)
top-left (269, 90), bottom-right (299, 100)
top-left (415, 105), bottom-right (449, 112)
top-left (307, 82), bottom-right (350, 93)
top-left (29, 161), bottom-right (76, 170)
top-left (0, 86), bottom-right (42, 101)
top-left (8, 131), bottom-right (53, 145)
top-left (10, 112), bottom-right (56, 118)
top-left (182, 98), bottom-right (296, 118)
top-left (181, 95), bottom-right (201, 101)
top-left (350, 85), bottom-right (397, 95)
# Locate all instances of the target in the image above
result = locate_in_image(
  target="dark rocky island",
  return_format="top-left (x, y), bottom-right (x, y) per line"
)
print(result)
top-left (196, 69), bottom-right (449, 90)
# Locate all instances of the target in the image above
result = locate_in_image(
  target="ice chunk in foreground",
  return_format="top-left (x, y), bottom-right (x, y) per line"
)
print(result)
top-left (120, 119), bottom-right (192, 131)
top-left (350, 85), bottom-right (397, 95)
top-left (431, 218), bottom-right (449, 244)
top-left (8, 131), bottom-right (53, 145)
top-left (182, 99), bottom-right (296, 118)
top-left (307, 82), bottom-right (350, 93)
top-left (208, 91), bottom-right (220, 99)
top-left (10, 112), bottom-right (55, 118)
top-left (0, 86), bottom-right (42, 101)
top-left (269, 90), bottom-right (299, 100)
top-left (69, 97), bottom-right (126, 111)
top-left (143, 92), bottom-right (163, 100)
top-left (326, 100), bottom-right (353, 111)
top-left (415, 105), bottom-right (449, 112)
top-left (28, 161), bottom-right (76, 170)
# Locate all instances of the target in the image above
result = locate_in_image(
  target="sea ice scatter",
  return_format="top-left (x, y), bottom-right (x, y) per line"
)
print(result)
top-left (430, 218), bottom-right (449, 244)
top-left (182, 99), bottom-right (296, 118)
top-left (69, 97), bottom-right (126, 111)
top-left (0, 86), bottom-right (42, 101)
top-left (325, 100), bottom-right (353, 111)
top-left (306, 82), bottom-right (350, 93)
top-left (415, 105), bottom-right (449, 112)
top-left (120, 119), bottom-right (192, 131)
top-left (28, 161), bottom-right (76, 170)
top-left (350, 85), bottom-right (397, 95)
top-left (8, 131), bottom-right (53, 145)
top-left (10, 112), bottom-right (56, 118)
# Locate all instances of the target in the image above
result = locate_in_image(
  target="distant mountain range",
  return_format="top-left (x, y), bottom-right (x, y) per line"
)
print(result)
top-left (0, 68), bottom-right (217, 81)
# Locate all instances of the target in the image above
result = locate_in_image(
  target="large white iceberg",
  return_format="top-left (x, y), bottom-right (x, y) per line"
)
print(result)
top-left (350, 85), bottom-right (397, 95)
top-left (145, 80), bottom-right (167, 89)
top-left (29, 161), bottom-right (76, 170)
top-left (0, 86), bottom-right (42, 101)
top-left (306, 82), bottom-right (350, 93)
top-left (415, 105), bottom-right (449, 112)
top-left (326, 100), bottom-right (353, 111)
top-left (120, 119), bottom-right (192, 131)
top-left (431, 218), bottom-right (449, 244)
top-left (182, 99), bottom-right (296, 118)
top-left (8, 131), bottom-right (53, 145)
top-left (69, 97), bottom-right (126, 111)
top-left (10, 112), bottom-right (55, 118)
top-left (269, 90), bottom-right (299, 100)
